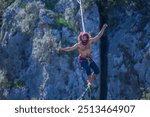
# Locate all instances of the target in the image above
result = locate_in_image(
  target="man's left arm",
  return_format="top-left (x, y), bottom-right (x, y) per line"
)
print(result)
top-left (90, 24), bottom-right (108, 43)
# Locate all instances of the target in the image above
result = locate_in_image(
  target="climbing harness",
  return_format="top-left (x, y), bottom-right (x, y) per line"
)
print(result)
top-left (78, 55), bottom-right (93, 66)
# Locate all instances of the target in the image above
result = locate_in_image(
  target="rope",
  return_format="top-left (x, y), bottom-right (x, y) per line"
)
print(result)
top-left (77, 84), bottom-right (92, 100)
top-left (77, 0), bottom-right (86, 32)
top-left (77, 86), bottom-right (89, 100)
top-left (76, 0), bottom-right (93, 100)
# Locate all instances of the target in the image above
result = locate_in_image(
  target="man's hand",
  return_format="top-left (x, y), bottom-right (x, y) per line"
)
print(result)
top-left (102, 24), bottom-right (108, 29)
top-left (56, 48), bottom-right (62, 52)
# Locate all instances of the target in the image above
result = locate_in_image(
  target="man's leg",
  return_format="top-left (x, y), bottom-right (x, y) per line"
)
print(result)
top-left (87, 75), bottom-right (93, 85)
top-left (90, 61), bottom-right (100, 82)
top-left (91, 72), bottom-right (96, 81)
top-left (80, 61), bottom-right (92, 85)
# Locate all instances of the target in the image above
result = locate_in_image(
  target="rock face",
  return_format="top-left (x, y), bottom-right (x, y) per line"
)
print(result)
top-left (106, 0), bottom-right (150, 99)
top-left (0, 0), bottom-right (149, 100)
top-left (0, 0), bottom-right (100, 100)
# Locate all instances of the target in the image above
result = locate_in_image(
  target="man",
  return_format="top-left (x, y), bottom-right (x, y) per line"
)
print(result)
top-left (57, 24), bottom-right (108, 86)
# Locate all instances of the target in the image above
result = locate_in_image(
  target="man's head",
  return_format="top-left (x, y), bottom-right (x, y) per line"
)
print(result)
top-left (78, 32), bottom-right (90, 45)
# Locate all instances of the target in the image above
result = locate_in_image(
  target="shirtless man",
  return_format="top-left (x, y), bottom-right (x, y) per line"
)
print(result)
top-left (57, 24), bottom-right (108, 86)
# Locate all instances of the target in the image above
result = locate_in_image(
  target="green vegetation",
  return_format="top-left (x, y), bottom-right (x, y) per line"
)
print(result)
top-left (29, 13), bottom-right (35, 19)
top-left (83, 0), bottom-right (90, 8)
top-left (14, 79), bottom-right (25, 88)
top-left (49, 14), bottom-right (79, 32)
top-left (22, 2), bottom-right (28, 9)
top-left (56, 16), bottom-right (73, 30)
top-left (70, 8), bottom-right (78, 16)
top-left (0, 70), bottom-right (24, 90)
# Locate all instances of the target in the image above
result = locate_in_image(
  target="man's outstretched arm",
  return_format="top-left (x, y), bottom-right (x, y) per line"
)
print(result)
top-left (57, 43), bottom-right (78, 52)
top-left (90, 24), bottom-right (108, 43)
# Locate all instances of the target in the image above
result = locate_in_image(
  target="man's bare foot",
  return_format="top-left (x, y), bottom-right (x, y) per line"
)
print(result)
top-left (87, 79), bottom-right (92, 87)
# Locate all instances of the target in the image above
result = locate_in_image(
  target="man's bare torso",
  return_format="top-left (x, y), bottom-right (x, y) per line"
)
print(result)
top-left (77, 41), bottom-right (92, 57)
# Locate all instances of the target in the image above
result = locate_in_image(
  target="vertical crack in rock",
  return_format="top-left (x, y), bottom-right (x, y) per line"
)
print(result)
top-left (96, 0), bottom-right (109, 100)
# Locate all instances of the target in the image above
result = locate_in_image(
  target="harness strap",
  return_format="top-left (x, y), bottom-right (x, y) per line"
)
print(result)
top-left (86, 58), bottom-right (91, 66)
top-left (79, 55), bottom-right (93, 66)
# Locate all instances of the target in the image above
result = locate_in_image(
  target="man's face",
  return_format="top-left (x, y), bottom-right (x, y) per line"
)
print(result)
top-left (82, 35), bottom-right (88, 42)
